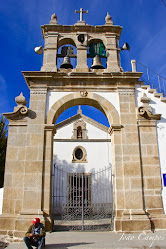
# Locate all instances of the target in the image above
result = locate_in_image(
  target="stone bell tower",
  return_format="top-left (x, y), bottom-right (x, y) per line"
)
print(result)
top-left (1, 9), bottom-right (166, 237)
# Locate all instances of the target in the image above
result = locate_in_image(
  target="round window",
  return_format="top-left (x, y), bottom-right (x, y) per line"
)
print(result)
top-left (75, 148), bottom-right (83, 160)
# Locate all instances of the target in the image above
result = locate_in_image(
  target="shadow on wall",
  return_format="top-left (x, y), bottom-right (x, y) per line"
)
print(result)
top-left (52, 155), bottom-right (113, 205)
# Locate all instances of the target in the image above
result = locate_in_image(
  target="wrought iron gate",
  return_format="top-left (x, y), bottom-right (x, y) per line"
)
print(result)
top-left (52, 164), bottom-right (113, 231)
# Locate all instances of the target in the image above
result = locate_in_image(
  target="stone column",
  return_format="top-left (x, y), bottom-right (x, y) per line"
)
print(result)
top-left (41, 34), bottom-right (58, 72)
top-left (16, 88), bottom-right (47, 235)
top-left (116, 88), bottom-right (151, 232)
top-left (0, 121), bottom-right (28, 236)
top-left (42, 125), bottom-right (56, 230)
top-left (138, 119), bottom-right (166, 229)
top-left (76, 46), bottom-right (89, 72)
top-left (109, 125), bottom-right (125, 229)
top-left (105, 36), bottom-right (120, 72)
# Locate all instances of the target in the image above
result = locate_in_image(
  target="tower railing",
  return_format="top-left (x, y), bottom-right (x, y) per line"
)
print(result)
top-left (136, 61), bottom-right (166, 97)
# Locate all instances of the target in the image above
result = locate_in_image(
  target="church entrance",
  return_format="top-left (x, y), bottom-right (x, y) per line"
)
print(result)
top-left (52, 164), bottom-right (113, 231)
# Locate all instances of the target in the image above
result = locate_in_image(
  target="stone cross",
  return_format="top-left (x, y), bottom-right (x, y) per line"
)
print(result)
top-left (75, 8), bottom-right (88, 22)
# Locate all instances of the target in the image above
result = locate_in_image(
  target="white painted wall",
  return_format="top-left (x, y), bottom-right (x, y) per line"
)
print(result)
top-left (135, 84), bottom-right (166, 212)
top-left (46, 90), bottom-right (120, 117)
top-left (55, 122), bottom-right (109, 140)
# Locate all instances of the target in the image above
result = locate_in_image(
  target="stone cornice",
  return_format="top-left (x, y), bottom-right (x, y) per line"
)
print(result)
top-left (41, 24), bottom-right (122, 38)
top-left (22, 71), bottom-right (142, 89)
top-left (53, 139), bottom-right (111, 142)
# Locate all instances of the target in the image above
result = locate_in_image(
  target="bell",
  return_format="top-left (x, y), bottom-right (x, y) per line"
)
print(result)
top-left (90, 55), bottom-right (105, 69)
top-left (60, 56), bottom-right (73, 69)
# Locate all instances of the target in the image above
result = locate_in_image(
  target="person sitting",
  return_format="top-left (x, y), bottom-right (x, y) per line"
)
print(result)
top-left (24, 218), bottom-right (46, 249)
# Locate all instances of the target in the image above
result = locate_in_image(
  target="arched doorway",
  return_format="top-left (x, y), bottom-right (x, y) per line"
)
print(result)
top-left (44, 93), bottom-right (121, 231)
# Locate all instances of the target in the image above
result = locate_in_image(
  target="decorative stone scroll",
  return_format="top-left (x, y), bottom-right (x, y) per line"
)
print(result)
top-left (3, 92), bottom-right (28, 120)
top-left (138, 93), bottom-right (161, 120)
top-left (80, 91), bottom-right (88, 97)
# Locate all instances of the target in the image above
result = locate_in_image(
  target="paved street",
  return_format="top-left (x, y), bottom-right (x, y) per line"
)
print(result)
top-left (5, 230), bottom-right (166, 249)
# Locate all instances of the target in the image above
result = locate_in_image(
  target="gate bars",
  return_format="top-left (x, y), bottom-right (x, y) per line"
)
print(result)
top-left (52, 164), bottom-right (114, 231)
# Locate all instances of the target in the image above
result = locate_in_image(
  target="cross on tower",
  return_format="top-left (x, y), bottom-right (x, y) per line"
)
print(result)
top-left (75, 8), bottom-right (88, 22)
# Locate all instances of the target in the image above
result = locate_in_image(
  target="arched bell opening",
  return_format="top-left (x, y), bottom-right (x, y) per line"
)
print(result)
top-left (87, 39), bottom-right (107, 70)
top-left (57, 38), bottom-right (77, 70)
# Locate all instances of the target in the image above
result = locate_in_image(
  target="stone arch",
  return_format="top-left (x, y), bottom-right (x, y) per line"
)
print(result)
top-left (46, 92), bottom-right (120, 126)
top-left (58, 38), bottom-right (76, 49)
top-left (88, 38), bottom-right (106, 49)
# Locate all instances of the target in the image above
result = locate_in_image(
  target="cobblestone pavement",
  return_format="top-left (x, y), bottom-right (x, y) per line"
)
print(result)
top-left (4, 230), bottom-right (166, 249)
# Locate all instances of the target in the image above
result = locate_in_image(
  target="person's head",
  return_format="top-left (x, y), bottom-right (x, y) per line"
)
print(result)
top-left (32, 218), bottom-right (40, 227)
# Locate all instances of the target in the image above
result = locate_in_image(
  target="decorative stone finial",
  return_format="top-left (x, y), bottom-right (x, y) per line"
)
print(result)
top-left (15, 92), bottom-right (27, 106)
top-left (77, 105), bottom-right (82, 114)
top-left (140, 93), bottom-right (151, 104)
top-left (105, 12), bottom-right (113, 25)
top-left (50, 13), bottom-right (57, 24)
top-left (3, 92), bottom-right (28, 120)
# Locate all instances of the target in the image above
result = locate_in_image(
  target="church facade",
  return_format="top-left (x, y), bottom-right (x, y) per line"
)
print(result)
top-left (1, 10), bottom-right (166, 236)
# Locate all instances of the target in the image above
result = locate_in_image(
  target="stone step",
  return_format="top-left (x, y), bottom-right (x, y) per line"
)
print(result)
top-left (141, 85), bottom-right (166, 103)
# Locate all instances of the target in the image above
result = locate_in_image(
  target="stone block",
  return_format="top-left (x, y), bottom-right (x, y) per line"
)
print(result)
top-left (37, 101), bottom-right (46, 110)
top-left (125, 132), bottom-right (139, 144)
top-left (3, 174), bottom-right (12, 187)
top-left (5, 161), bottom-right (24, 174)
top-left (142, 166), bottom-right (161, 176)
top-left (124, 162), bottom-right (141, 176)
top-left (9, 126), bottom-right (18, 134)
top-left (140, 134), bottom-right (157, 145)
top-left (130, 178), bottom-right (142, 189)
top-left (123, 144), bottom-right (139, 156)
top-left (12, 174), bottom-right (24, 188)
top-left (28, 124), bottom-right (43, 134)
top-left (18, 147), bottom-right (26, 160)
top-left (115, 178), bottom-right (124, 190)
top-left (0, 217), bottom-right (15, 230)
top-left (25, 161), bottom-right (43, 174)
top-left (23, 191), bottom-right (41, 210)
top-left (121, 219), bottom-right (151, 232)
top-left (145, 177), bottom-right (162, 189)
top-left (15, 200), bottom-right (22, 214)
top-left (4, 187), bottom-right (23, 200)
top-left (125, 191), bottom-right (143, 209)
top-left (121, 114), bottom-right (137, 125)
top-left (18, 126), bottom-right (27, 134)
top-left (26, 147), bottom-right (38, 161)
top-left (24, 174), bottom-right (41, 189)
top-left (150, 218), bottom-right (166, 230)
top-left (116, 191), bottom-right (125, 209)
top-left (142, 156), bottom-right (160, 166)
top-left (30, 134), bottom-right (44, 146)
top-left (6, 147), bottom-right (18, 161)
top-left (2, 199), bottom-right (15, 214)
top-left (145, 195), bottom-right (163, 209)
top-left (120, 103), bottom-right (130, 113)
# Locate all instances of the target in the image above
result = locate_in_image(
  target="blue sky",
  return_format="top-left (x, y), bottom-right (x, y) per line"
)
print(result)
top-left (0, 0), bottom-right (166, 126)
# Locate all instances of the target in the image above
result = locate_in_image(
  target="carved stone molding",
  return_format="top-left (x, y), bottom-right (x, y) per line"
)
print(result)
top-left (108, 124), bottom-right (123, 135)
top-left (80, 90), bottom-right (88, 97)
top-left (30, 88), bottom-right (47, 95)
top-left (138, 93), bottom-right (161, 120)
top-left (3, 93), bottom-right (28, 121)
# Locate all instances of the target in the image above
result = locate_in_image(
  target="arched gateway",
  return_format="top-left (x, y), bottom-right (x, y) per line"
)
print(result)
top-left (1, 10), bottom-right (166, 237)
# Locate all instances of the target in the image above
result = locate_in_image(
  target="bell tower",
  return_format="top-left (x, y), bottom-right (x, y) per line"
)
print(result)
top-left (40, 9), bottom-right (122, 72)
